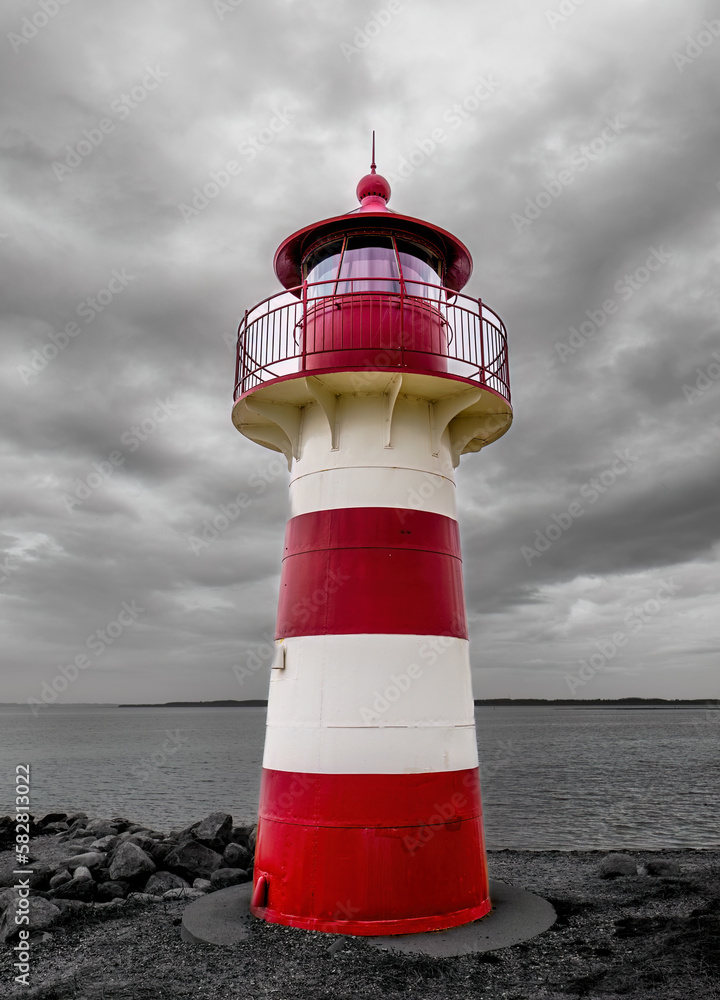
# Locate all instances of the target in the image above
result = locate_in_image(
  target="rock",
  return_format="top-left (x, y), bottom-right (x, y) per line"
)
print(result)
top-left (65, 819), bottom-right (89, 838)
top-left (95, 880), bottom-right (129, 902)
top-left (109, 818), bottom-right (134, 833)
top-left (49, 870), bottom-right (73, 890)
top-left (182, 812), bottom-right (234, 853)
top-left (193, 878), bottom-right (212, 890)
top-left (150, 842), bottom-right (172, 864)
top-left (127, 833), bottom-right (170, 864)
top-left (196, 811), bottom-right (233, 845)
top-left (598, 853), bottom-right (638, 878)
top-left (162, 887), bottom-right (206, 900)
top-left (127, 832), bottom-right (156, 850)
top-left (0, 822), bottom-right (14, 851)
top-left (230, 824), bottom-right (254, 846)
top-left (108, 842), bottom-right (156, 881)
top-left (59, 835), bottom-right (97, 850)
top-left (0, 888), bottom-right (19, 914)
top-left (53, 898), bottom-right (88, 920)
top-left (26, 865), bottom-right (54, 890)
top-left (93, 900), bottom-right (126, 913)
top-left (117, 831), bottom-right (133, 842)
top-left (0, 897), bottom-right (61, 943)
top-left (92, 867), bottom-right (118, 884)
top-left (176, 820), bottom-right (198, 841)
top-left (645, 858), bottom-right (681, 877)
top-left (50, 876), bottom-right (96, 902)
top-left (65, 812), bottom-right (89, 827)
top-left (144, 871), bottom-right (189, 896)
top-left (60, 852), bottom-right (107, 871)
top-left (43, 821), bottom-right (70, 833)
top-left (29, 930), bottom-right (53, 945)
top-left (73, 866), bottom-right (93, 881)
top-left (223, 842), bottom-right (252, 868)
top-left (126, 892), bottom-right (163, 903)
top-left (37, 811), bottom-right (68, 829)
top-left (84, 819), bottom-right (118, 838)
top-left (164, 841), bottom-right (224, 880)
top-left (248, 825), bottom-right (258, 851)
top-left (210, 867), bottom-right (251, 890)
top-left (64, 827), bottom-right (87, 840)
top-left (88, 835), bottom-right (120, 852)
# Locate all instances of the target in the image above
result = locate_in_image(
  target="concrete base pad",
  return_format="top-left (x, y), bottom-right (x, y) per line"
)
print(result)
top-left (364, 881), bottom-right (556, 956)
top-left (181, 880), bottom-right (556, 956)
top-left (181, 883), bottom-right (255, 945)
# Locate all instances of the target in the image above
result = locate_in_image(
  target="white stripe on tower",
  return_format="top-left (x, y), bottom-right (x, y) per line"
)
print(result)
top-left (264, 633), bottom-right (477, 774)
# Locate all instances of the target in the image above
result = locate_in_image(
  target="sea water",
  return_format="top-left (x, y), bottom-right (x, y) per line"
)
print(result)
top-left (0, 705), bottom-right (717, 849)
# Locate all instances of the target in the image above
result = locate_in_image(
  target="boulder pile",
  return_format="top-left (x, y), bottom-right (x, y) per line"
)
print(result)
top-left (0, 810), bottom-right (256, 944)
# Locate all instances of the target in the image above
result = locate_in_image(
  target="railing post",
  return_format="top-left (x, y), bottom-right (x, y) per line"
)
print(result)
top-left (233, 322), bottom-right (240, 399)
top-left (235, 311), bottom-right (248, 398)
top-left (301, 280), bottom-right (307, 372)
top-left (399, 273), bottom-right (405, 366)
top-left (478, 297), bottom-right (485, 383)
top-left (503, 319), bottom-right (510, 401)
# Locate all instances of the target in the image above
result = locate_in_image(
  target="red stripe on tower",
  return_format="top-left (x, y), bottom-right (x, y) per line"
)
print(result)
top-left (255, 768), bottom-right (489, 934)
top-left (277, 507), bottom-right (468, 638)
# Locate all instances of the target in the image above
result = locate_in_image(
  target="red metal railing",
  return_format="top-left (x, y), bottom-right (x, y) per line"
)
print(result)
top-left (233, 277), bottom-right (510, 403)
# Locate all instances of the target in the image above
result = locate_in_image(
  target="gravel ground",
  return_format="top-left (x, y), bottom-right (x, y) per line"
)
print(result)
top-left (1, 846), bottom-right (719, 1000)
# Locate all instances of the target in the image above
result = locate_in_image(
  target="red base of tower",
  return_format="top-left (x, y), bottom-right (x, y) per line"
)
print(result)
top-left (250, 898), bottom-right (492, 936)
top-left (250, 767), bottom-right (491, 935)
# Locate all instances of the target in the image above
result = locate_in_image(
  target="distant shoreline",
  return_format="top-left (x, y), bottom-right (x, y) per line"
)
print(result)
top-left (113, 697), bottom-right (720, 708)
top-left (1, 698), bottom-right (715, 709)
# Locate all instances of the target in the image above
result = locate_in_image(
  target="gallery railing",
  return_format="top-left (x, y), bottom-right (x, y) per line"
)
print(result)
top-left (234, 277), bottom-right (510, 403)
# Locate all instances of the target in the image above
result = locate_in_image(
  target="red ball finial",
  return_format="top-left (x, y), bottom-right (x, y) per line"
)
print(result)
top-left (356, 130), bottom-right (391, 205)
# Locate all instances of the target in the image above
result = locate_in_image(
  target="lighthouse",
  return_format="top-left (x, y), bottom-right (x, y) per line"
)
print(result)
top-left (232, 144), bottom-right (512, 936)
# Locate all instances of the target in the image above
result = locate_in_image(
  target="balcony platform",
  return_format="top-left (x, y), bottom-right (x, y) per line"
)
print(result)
top-left (231, 369), bottom-right (512, 467)
top-left (232, 280), bottom-right (512, 464)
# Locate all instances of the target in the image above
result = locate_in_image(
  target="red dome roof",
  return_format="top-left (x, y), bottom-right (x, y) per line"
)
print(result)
top-left (356, 170), bottom-right (391, 204)
top-left (273, 137), bottom-right (473, 295)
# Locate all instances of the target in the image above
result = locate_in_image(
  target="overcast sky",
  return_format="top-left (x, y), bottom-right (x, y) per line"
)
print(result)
top-left (1, 0), bottom-right (719, 706)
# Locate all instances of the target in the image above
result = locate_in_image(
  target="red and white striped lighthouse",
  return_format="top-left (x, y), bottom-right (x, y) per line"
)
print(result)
top-left (232, 144), bottom-right (512, 935)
